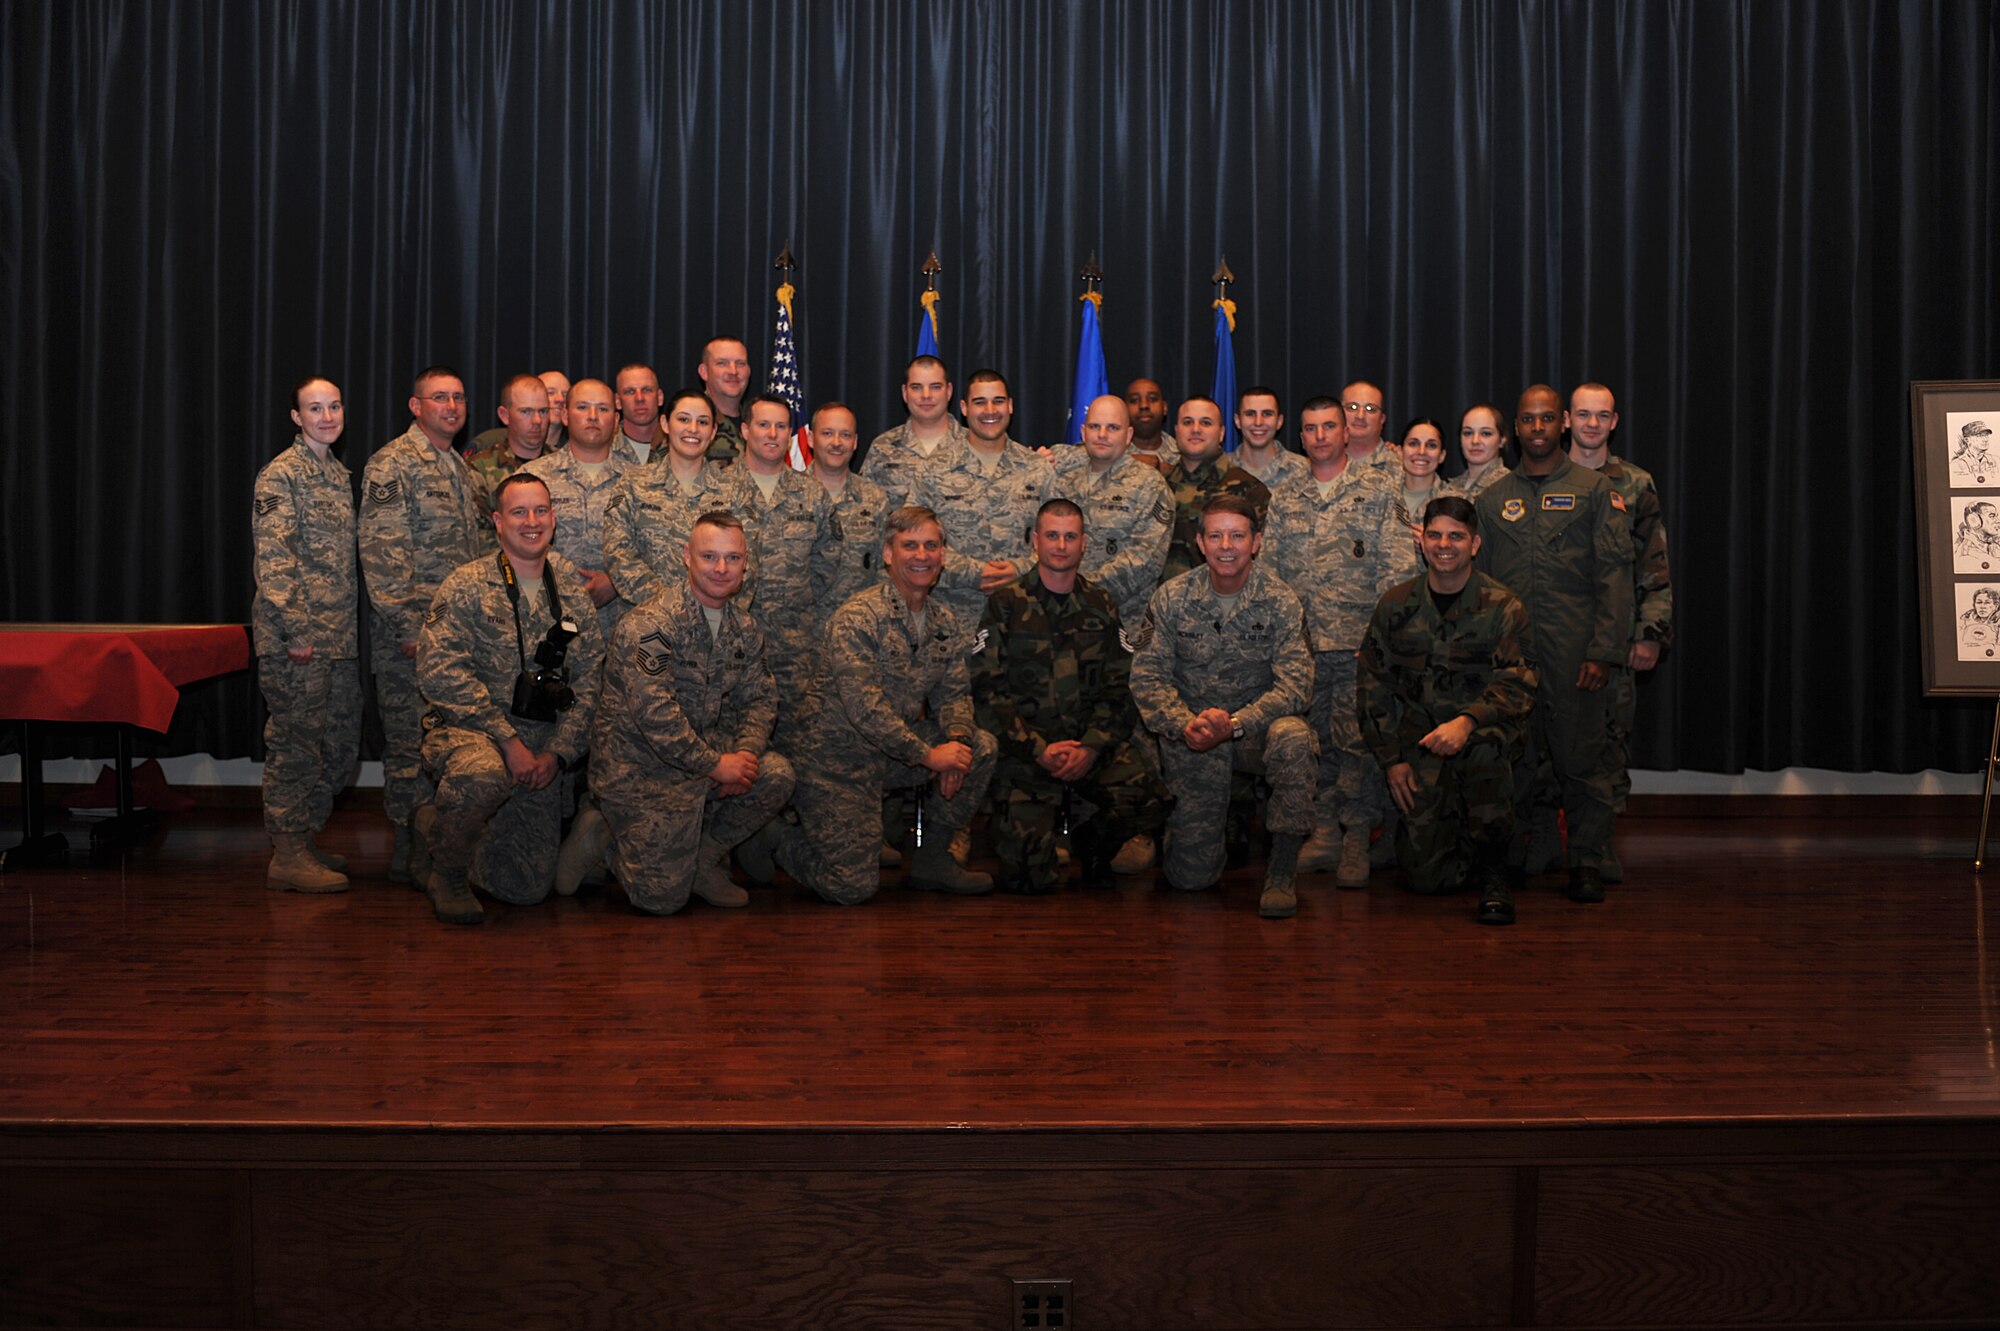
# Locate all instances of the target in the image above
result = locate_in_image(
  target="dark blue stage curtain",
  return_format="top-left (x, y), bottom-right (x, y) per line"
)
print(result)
top-left (2, 1), bottom-right (1996, 772)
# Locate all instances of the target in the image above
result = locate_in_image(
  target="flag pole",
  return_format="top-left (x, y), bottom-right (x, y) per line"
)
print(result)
top-left (1067, 252), bottom-right (1108, 444)
top-left (1211, 256), bottom-right (1239, 452)
top-left (917, 250), bottom-right (943, 357)
top-left (771, 244), bottom-right (811, 468)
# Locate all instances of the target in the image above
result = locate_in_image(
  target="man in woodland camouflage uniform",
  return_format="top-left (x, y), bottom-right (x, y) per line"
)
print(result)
top-left (1161, 395), bottom-right (1270, 581)
top-left (464, 374), bottom-right (553, 519)
top-left (969, 500), bottom-right (1167, 894)
top-left (359, 365), bottom-right (488, 881)
top-left (1358, 496), bottom-right (1538, 925)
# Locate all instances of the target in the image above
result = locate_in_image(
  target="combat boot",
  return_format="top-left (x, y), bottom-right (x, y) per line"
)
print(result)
top-left (736, 820), bottom-right (779, 885)
top-left (268, 833), bottom-right (349, 893)
top-left (1600, 848), bottom-right (1625, 883)
top-left (1524, 807), bottom-right (1565, 874)
top-left (1109, 835), bottom-right (1156, 875)
top-left (553, 806), bottom-right (611, 896)
top-left (1475, 867), bottom-right (1516, 926)
top-left (1369, 808), bottom-right (1399, 867)
top-left (408, 804), bottom-right (437, 890)
top-left (424, 864), bottom-right (484, 925)
top-left (306, 833), bottom-right (348, 873)
top-left (1296, 826), bottom-right (1339, 873)
top-left (387, 822), bottom-right (414, 884)
top-left (1566, 865), bottom-right (1606, 904)
top-left (878, 841), bottom-right (904, 867)
top-left (909, 838), bottom-right (994, 895)
top-left (1259, 833), bottom-right (1301, 918)
top-left (692, 836), bottom-right (749, 908)
top-left (1334, 825), bottom-right (1372, 890)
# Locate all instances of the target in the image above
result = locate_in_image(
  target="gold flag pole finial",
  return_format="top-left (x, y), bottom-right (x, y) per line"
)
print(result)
top-left (1211, 256), bottom-right (1237, 332)
top-left (775, 244), bottom-right (797, 309)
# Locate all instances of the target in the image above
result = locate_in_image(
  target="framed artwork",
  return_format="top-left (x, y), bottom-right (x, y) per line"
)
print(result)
top-left (1912, 380), bottom-right (2000, 693)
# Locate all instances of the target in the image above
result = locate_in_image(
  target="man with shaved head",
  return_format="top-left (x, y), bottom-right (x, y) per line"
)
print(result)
top-left (1474, 384), bottom-right (1633, 916)
top-left (522, 377), bottom-right (629, 638)
top-left (1160, 396), bottom-right (1270, 581)
top-left (465, 374), bottom-right (553, 520)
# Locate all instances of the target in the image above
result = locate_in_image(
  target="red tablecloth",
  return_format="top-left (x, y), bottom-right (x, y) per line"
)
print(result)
top-left (0, 624), bottom-right (251, 732)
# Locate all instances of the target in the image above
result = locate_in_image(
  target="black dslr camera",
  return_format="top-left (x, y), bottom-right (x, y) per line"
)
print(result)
top-left (510, 619), bottom-right (580, 722)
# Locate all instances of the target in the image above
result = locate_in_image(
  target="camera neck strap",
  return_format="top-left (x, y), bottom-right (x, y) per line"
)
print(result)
top-left (498, 553), bottom-right (564, 672)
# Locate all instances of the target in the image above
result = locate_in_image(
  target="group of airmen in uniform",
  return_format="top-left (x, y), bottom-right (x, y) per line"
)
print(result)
top-left (251, 342), bottom-right (1671, 927)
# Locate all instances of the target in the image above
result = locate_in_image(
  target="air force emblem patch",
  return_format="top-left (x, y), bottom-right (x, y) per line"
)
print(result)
top-left (1501, 498), bottom-right (1527, 522)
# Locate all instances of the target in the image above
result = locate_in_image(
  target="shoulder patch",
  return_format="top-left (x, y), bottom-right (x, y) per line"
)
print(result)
top-left (969, 627), bottom-right (989, 655)
top-left (254, 494), bottom-right (282, 517)
top-left (1609, 491), bottom-right (1627, 512)
top-left (423, 600), bottom-right (447, 626)
top-left (1150, 497), bottom-right (1173, 526)
top-left (1117, 626), bottom-right (1137, 653)
top-left (1501, 498), bottom-right (1527, 522)
top-left (637, 630), bottom-right (673, 676)
top-left (1129, 618), bottom-right (1155, 651)
top-left (1541, 493), bottom-right (1577, 511)
top-left (366, 478), bottom-right (402, 506)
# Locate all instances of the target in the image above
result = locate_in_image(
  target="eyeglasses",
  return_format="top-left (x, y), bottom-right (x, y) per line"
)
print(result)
top-left (424, 392), bottom-right (466, 405)
top-left (1343, 402), bottom-right (1382, 415)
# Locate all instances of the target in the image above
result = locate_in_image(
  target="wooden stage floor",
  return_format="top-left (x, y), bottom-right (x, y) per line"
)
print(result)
top-left (2, 806), bottom-right (1997, 1328)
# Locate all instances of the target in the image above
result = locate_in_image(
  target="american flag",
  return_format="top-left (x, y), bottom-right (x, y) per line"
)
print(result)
top-left (769, 286), bottom-right (812, 469)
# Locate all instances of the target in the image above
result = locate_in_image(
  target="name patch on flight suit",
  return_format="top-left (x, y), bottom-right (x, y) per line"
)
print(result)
top-left (1501, 498), bottom-right (1527, 522)
top-left (1541, 494), bottom-right (1577, 510)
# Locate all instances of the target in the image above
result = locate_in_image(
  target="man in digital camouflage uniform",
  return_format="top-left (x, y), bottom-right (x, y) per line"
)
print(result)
top-left (752, 506), bottom-right (997, 904)
top-left (969, 500), bottom-right (1167, 894)
top-left (415, 473), bottom-right (603, 924)
top-left (1264, 394), bottom-right (1417, 888)
top-left (613, 363), bottom-right (666, 466)
top-left (521, 377), bottom-right (629, 640)
top-left (576, 511), bottom-right (795, 914)
top-left (861, 355), bottom-right (965, 510)
top-left (807, 401), bottom-right (892, 626)
top-left (253, 375), bottom-right (361, 892)
top-left (1124, 376), bottom-right (1179, 473)
top-left (1475, 385), bottom-right (1633, 906)
top-left (735, 392), bottom-right (842, 749)
top-left (907, 368), bottom-right (1056, 630)
top-left (1358, 496), bottom-right (1537, 924)
top-left (1047, 394), bottom-right (1175, 874)
top-left (1130, 494), bottom-right (1318, 919)
top-left (359, 365), bottom-right (489, 881)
